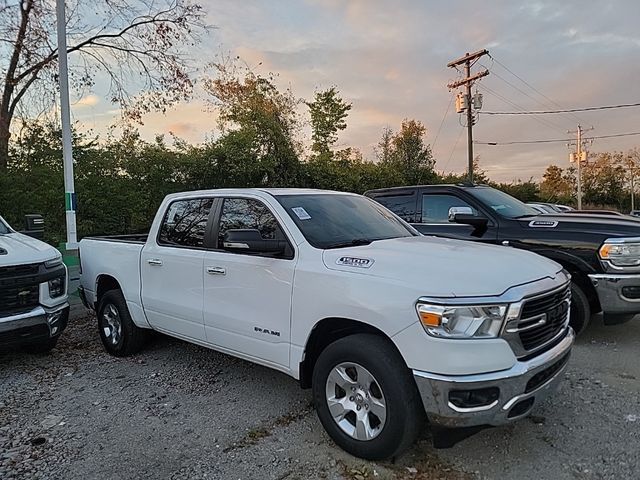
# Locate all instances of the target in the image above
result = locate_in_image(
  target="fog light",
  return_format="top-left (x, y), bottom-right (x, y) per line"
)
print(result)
top-left (47, 311), bottom-right (62, 325)
top-left (48, 276), bottom-right (65, 298)
top-left (449, 387), bottom-right (500, 409)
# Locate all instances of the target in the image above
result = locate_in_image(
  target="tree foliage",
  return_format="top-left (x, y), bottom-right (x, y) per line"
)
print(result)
top-left (0, 0), bottom-right (208, 170)
top-left (307, 87), bottom-right (351, 155)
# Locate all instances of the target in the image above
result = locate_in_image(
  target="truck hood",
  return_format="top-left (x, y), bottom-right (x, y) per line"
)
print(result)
top-left (0, 232), bottom-right (60, 267)
top-left (322, 236), bottom-right (563, 298)
top-left (517, 213), bottom-right (640, 238)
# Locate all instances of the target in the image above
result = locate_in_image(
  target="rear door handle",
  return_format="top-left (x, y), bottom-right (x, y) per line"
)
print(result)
top-left (147, 258), bottom-right (163, 266)
top-left (206, 266), bottom-right (226, 275)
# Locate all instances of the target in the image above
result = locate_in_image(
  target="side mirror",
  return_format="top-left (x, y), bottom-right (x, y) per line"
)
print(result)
top-left (448, 206), bottom-right (473, 222)
top-left (22, 214), bottom-right (45, 239)
top-left (222, 229), bottom-right (285, 254)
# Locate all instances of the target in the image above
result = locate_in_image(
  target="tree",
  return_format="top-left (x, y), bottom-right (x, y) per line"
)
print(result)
top-left (203, 60), bottom-right (302, 186)
top-left (390, 119), bottom-right (436, 184)
top-left (581, 152), bottom-right (626, 208)
top-left (539, 165), bottom-right (574, 204)
top-left (306, 87), bottom-right (351, 155)
top-left (374, 126), bottom-right (394, 163)
top-left (0, 0), bottom-right (207, 170)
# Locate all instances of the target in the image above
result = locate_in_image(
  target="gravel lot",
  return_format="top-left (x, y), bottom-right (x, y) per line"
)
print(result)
top-left (1, 306), bottom-right (639, 480)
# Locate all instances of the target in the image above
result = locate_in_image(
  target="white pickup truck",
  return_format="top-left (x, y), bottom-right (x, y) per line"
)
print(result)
top-left (0, 215), bottom-right (69, 353)
top-left (79, 189), bottom-right (574, 459)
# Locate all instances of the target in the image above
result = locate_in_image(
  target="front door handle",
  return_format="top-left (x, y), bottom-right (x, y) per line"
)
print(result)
top-left (206, 266), bottom-right (226, 275)
top-left (147, 258), bottom-right (163, 266)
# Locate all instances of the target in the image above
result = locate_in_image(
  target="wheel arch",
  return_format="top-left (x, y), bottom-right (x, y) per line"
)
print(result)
top-left (95, 274), bottom-right (122, 309)
top-left (541, 251), bottom-right (601, 312)
top-left (298, 317), bottom-right (404, 389)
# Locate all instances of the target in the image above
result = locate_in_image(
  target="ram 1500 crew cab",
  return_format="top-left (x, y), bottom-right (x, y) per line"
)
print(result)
top-left (0, 215), bottom-right (69, 353)
top-left (79, 189), bottom-right (574, 460)
top-left (366, 184), bottom-right (640, 334)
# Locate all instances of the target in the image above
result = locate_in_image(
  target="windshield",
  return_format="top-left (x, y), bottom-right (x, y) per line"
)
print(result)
top-left (275, 193), bottom-right (415, 249)
top-left (469, 187), bottom-right (539, 219)
top-left (0, 217), bottom-right (10, 234)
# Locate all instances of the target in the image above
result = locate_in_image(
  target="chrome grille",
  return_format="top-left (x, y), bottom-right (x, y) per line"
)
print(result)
top-left (518, 285), bottom-right (571, 352)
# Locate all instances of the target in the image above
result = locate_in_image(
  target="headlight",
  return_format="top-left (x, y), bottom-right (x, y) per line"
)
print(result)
top-left (45, 256), bottom-right (63, 268)
top-left (416, 302), bottom-right (507, 339)
top-left (599, 238), bottom-right (640, 268)
top-left (48, 276), bottom-right (65, 298)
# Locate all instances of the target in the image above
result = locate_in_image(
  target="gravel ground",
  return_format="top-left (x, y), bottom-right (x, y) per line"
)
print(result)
top-left (1, 307), bottom-right (639, 480)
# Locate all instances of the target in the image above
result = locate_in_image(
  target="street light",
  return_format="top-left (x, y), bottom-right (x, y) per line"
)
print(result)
top-left (55, 0), bottom-right (78, 250)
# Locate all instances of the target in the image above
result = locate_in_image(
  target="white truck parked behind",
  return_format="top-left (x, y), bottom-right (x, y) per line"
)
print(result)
top-left (0, 215), bottom-right (69, 353)
top-left (79, 189), bottom-right (574, 459)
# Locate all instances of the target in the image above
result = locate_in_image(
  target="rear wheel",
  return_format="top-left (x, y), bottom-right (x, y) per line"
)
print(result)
top-left (569, 281), bottom-right (591, 335)
top-left (312, 334), bottom-right (424, 460)
top-left (98, 289), bottom-right (147, 356)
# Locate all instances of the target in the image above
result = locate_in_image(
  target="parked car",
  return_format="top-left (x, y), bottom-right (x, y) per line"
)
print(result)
top-left (630, 210), bottom-right (640, 217)
top-left (0, 215), bottom-right (69, 353)
top-left (527, 203), bottom-right (557, 214)
top-left (554, 204), bottom-right (574, 212)
top-left (79, 189), bottom-right (573, 460)
top-left (570, 209), bottom-right (627, 217)
top-left (365, 184), bottom-right (640, 334)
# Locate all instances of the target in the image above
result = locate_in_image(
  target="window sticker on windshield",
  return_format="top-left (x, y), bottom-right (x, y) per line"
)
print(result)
top-left (292, 207), bottom-right (311, 220)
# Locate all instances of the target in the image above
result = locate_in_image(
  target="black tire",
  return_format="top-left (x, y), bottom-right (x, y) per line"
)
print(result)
top-left (569, 281), bottom-right (591, 335)
top-left (97, 289), bottom-right (147, 356)
top-left (22, 338), bottom-right (58, 354)
top-left (312, 334), bottom-right (424, 460)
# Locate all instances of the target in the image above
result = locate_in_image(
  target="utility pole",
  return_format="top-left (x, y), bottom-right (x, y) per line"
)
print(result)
top-left (56, 0), bottom-right (78, 250)
top-left (568, 124), bottom-right (593, 210)
top-left (447, 49), bottom-right (489, 183)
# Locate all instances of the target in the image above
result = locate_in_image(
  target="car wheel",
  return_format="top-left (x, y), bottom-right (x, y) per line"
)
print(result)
top-left (312, 333), bottom-right (424, 460)
top-left (569, 281), bottom-right (591, 335)
top-left (98, 289), bottom-right (147, 356)
top-left (22, 338), bottom-right (58, 354)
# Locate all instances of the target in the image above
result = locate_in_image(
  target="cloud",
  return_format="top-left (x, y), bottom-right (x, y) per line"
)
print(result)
top-left (74, 0), bottom-right (640, 182)
top-left (74, 95), bottom-right (100, 107)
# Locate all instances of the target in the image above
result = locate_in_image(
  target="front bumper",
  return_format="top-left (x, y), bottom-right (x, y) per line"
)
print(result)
top-left (589, 273), bottom-right (640, 321)
top-left (413, 328), bottom-right (574, 428)
top-left (0, 303), bottom-right (69, 347)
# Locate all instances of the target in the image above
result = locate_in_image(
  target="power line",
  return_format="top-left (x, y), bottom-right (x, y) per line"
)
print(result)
top-left (443, 127), bottom-right (465, 170)
top-left (480, 102), bottom-right (640, 115)
top-left (480, 63), bottom-right (574, 129)
top-left (477, 83), bottom-right (567, 133)
top-left (431, 91), bottom-right (455, 152)
top-left (488, 55), bottom-right (587, 124)
top-left (475, 131), bottom-right (640, 146)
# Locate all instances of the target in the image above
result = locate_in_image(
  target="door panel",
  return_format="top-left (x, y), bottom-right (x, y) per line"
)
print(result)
top-left (203, 197), bottom-right (294, 367)
top-left (141, 198), bottom-right (214, 340)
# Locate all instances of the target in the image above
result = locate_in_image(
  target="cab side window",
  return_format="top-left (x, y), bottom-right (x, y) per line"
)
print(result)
top-left (421, 194), bottom-right (477, 223)
top-left (217, 198), bottom-right (282, 248)
top-left (158, 198), bottom-right (214, 248)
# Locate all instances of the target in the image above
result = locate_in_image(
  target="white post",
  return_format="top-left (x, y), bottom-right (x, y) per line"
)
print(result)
top-left (56, 0), bottom-right (78, 250)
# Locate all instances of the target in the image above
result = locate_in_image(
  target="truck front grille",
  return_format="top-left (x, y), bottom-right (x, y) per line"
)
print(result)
top-left (518, 285), bottom-right (571, 352)
top-left (0, 263), bottom-right (42, 316)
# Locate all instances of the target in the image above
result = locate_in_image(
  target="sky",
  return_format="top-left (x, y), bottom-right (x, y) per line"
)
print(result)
top-left (72, 0), bottom-right (640, 182)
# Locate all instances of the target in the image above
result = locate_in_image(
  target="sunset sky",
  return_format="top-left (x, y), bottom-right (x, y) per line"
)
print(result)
top-left (72, 0), bottom-right (640, 182)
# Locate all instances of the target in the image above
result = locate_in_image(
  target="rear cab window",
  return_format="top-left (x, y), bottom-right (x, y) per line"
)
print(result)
top-left (367, 191), bottom-right (417, 222)
top-left (158, 198), bottom-right (214, 248)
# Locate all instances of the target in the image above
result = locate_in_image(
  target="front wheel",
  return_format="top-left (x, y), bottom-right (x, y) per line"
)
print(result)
top-left (569, 281), bottom-right (591, 335)
top-left (312, 334), bottom-right (424, 460)
top-left (98, 289), bottom-right (147, 357)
